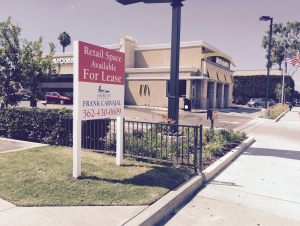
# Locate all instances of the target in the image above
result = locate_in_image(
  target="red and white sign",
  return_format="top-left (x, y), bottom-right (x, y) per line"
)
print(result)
top-left (73, 41), bottom-right (125, 178)
top-left (74, 41), bottom-right (125, 120)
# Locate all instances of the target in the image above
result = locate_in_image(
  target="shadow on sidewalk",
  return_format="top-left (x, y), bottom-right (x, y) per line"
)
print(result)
top-left (210, 180), bottom-right (243, 187)
top-left (243, 147), bottom-right (300, 161)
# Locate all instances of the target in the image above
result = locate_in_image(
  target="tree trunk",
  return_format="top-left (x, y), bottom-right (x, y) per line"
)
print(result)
top-left (63, 46), bottom-right (65, 53)
top-left (30, 78), bottom-right (38, 108)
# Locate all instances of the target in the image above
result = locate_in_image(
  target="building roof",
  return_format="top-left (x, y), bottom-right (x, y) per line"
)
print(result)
top-left (136, 40), bottom-right (233, 62)
top-left (234, 69), bottom-right (290, 76)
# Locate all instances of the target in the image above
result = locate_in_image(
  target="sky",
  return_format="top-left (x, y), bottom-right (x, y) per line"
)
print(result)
top-left (1, 0), bottom-right (300, 90)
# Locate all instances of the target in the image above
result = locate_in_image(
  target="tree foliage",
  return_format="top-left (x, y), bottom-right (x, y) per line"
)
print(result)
top-left (0, 17), bottom-right (23, 107)
top-left (58, 31), bottom-right (71, 53)
top-left (274, 83), bottom-right (292, 102)
top-left (21, 38), bottom-right (57, 107)
top-left (233, 75), bottom-right (295, 101)
top-left (0, 17), bottom-right (57, 108)
top-left (262, 21), bottom-right (300, 69)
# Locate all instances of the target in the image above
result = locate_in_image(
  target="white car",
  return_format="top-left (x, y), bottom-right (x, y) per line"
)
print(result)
top-left (247, 98), bottom-right (275, 107)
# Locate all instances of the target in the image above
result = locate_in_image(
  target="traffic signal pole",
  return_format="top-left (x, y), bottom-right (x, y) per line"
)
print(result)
top-left (168, 0), bottom-right (183, 124)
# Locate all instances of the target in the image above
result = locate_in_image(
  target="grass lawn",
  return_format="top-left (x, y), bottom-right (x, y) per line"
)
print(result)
top-left (0, 146), bottom-right (193, 206)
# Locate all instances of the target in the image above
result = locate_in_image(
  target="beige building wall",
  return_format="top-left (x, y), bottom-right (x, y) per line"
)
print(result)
top-left (57, 63), bottom-right (73, 75)
top-left (120, 35), bottom-right (137, 68)
top-left (202, 60), bottom-right (233, 83)
top-left (199, 80), bottom-right (208, 109)
top-left (125, 70), bottom-right (194, 108)
top-left (134, 46), bottom-right (203, 68)
top-left (125, 80), bottom-right (168, 108)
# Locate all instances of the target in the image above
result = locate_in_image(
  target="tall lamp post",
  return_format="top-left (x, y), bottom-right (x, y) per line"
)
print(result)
top-left (116, 0), bottom-right (184, 124)
top-left (259, 16), bottom-right (273, 109)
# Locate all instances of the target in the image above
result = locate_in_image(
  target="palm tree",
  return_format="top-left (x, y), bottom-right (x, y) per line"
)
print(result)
top-left (58, 31), bottom-right (71, 52)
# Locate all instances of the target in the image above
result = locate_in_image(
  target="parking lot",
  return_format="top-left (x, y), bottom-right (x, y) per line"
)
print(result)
top-left (16, 101), bottom-right (262, 130)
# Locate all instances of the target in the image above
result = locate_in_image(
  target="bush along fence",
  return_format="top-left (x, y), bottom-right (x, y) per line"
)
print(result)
top-left (0, 108), bottom-right (246, 172)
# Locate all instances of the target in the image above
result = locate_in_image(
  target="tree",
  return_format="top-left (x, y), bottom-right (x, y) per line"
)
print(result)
top-left (58, 31), bottom-right (71, 53)
top-left (274, 83), bottom-right (292, 103)
top-left (0, 17), bottom-right (23, 108)
top-left (262, 21), bottom-right (300, 70)
top-left (0, 17), bottom-right (58, 108)
top-left (21, 38), bottom-right (57, 107)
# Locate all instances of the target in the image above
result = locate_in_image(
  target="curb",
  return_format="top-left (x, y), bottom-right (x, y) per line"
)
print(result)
top-left (125, 105), bottom-right (167, 111)
top-left (0, 137), bottom-right (48, 154)
top-left (123, 136), bottom-right (255, 226)
top-left (274, 109), bottom-right (290, 122)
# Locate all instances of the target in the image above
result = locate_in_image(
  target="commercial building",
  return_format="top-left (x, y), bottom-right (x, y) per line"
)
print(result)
top-left (42, 35), bottom-right (235, 109)
top-left (233, 69), bottom-right (289, 77)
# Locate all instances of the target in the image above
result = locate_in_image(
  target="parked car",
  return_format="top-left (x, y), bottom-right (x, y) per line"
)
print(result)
top-left (44, 92), bottom-right (72, 105)
top-left (247, 98), bottom-right (275, 108)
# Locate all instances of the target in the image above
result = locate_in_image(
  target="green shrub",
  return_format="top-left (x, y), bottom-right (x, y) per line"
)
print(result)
top-left (204, 141), bottom-right (224, 158)
top-left (0, 108), bottom-right (72, 145)
top-left (203, 129), bottom-right (246, 160)
top-left (266, 104), bottom-right (289, 119)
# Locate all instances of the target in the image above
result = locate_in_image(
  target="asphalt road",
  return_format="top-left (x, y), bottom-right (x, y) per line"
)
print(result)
top-left (17, 101), bottom-right (261, 129)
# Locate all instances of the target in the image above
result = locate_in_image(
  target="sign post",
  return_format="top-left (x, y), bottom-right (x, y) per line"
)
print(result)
top-left (207, 109), bottom-right (218, 129)
top-left (73, 41), bottom-right (125, 178)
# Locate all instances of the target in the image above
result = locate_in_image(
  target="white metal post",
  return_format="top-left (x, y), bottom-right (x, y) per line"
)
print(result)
top-left (116, 116), bottom-right (124, 166)
top-left (281, 68), bottom-right (285, 105)
top-left (73, 41), bottom-right (81, 178)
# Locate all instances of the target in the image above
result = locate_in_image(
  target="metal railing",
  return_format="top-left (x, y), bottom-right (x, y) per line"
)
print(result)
top-left (81, 119), bottom-right (203, 172)
top-left (122, 120), bottom-right (203, 172)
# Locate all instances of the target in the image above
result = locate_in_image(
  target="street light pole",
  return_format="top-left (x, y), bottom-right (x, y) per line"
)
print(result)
top-left (168, 0), bottom-right (183, 124)
top-left (260, 16), bottom-right (273, 108)
top-left (115, 0), bottom-right (184, 124)
top-left (266, 17), bottom-right (273, 108)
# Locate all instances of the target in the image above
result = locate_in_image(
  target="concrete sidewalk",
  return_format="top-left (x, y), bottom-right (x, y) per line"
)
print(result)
top-left (0, 138), bottom-right (47, 153)
top-left (0, 200), bottom-right (146, 226)
top-left (166, 107), bottom-right (300, 226)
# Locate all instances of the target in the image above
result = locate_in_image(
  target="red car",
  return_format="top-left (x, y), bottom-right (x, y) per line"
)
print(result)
top-left (44, 92), bottom-right (72, 105)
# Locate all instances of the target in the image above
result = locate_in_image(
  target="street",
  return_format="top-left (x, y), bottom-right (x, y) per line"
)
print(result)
top-left (17, 101), bottom-right (261, 129)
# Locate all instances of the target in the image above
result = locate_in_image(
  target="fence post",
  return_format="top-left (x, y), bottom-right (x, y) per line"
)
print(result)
top-left (199, 125), bottom-right (203, 172)
top-left (116, 116), bottom-right (124, 166)
top-left (193, 127), bottom-right (198, 174)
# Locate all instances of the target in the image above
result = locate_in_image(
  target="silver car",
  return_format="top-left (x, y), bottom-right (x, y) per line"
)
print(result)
top-left (247, 98), bottom-right (275, 107)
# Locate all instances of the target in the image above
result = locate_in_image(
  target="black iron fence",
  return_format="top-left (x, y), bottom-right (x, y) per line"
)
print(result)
top-left (122, 121), bottom-right (203, 172)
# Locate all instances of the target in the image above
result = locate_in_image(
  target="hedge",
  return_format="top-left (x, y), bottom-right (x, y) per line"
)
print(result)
top-left (0, 108), bottom-right (111, 148)
top-left (233, 75), bottom-right (295, 100)
top-left (0, 108), bottom-right (73, 145)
